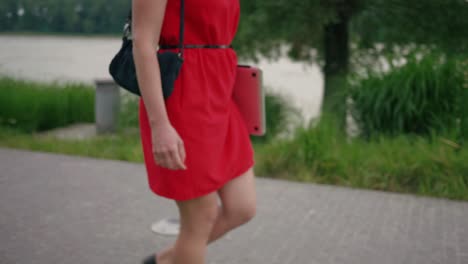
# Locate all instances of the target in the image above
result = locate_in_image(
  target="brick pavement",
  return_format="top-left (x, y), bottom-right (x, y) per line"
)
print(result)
top-left (1, 147), bottom-right (467, 264)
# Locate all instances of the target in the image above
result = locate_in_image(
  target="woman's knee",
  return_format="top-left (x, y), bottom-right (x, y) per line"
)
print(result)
top-left (218, 167), bottom-right (257, 227)
top-left (224, 202), bottom-right (256, 227)
top-left (195, 202), bottom-right (220, 227)
top-left (176, 193), bottom-right (219, 233)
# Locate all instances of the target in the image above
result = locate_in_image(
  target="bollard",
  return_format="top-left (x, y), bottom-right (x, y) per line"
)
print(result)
top-left (94, 79), bottom-right (120, 134)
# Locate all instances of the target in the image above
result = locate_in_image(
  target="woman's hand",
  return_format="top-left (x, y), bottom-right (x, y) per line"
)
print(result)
top-left (151, 122), bottom-right (187, 170)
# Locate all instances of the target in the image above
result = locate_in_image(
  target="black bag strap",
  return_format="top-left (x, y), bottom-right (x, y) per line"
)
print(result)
top-left (127, 0), bottom-right (185, 58)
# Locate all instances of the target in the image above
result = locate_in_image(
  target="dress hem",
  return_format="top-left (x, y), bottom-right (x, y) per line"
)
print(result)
top-left (148, 158), bottom-right (255, 201)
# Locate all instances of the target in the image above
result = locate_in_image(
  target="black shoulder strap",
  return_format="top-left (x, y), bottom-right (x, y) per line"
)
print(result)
top-left (128, 0), bottom-right (185, 58)
top-left (179, 0), bottom-right (185, 58)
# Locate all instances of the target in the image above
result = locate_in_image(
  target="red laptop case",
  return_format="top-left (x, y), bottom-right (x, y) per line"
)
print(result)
top-left (232, 65), bottom-right (266, 136)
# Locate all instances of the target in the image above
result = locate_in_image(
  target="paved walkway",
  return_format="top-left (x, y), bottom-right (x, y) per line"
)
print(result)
top-left (1, 147), bottom-right (467, 264)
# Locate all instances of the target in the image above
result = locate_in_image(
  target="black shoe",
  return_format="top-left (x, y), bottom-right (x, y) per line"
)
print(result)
top-left (142, 254), bottom-right (157, 264)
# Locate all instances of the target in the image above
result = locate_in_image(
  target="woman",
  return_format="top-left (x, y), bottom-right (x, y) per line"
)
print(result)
top-left (133, 0), bottom-right (257, 263)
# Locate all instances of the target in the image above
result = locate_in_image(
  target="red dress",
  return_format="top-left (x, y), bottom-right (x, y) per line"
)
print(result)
top-left (138, 0), bottom-right (255, 201)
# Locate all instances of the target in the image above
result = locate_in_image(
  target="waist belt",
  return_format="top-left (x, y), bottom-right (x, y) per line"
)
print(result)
top-left (159, 44), bottom-right (233, 49)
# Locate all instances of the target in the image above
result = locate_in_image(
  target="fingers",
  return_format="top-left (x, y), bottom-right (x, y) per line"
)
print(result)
top-left (153, 143), bottom-right (186, 170)
top-left (170, 147), bottom-right (186, 170)
top-left (178, 140), bottom-right (186, 164)
top-left (153, 150), bottom-right (168, 168)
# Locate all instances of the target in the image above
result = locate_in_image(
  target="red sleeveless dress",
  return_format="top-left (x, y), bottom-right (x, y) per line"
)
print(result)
top-left (138, 0), bottom-right (255, 201)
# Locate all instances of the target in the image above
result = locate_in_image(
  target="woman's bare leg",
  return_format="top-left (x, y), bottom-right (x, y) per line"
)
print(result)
top-left (211, 166), bottom-right (256, 241)
top-left (156, 191), bottom-right (219, 264)
top-left (156, 167), bottom-right (256, 263)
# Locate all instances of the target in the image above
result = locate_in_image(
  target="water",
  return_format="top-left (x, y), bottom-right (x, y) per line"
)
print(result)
top-left (0, 34), bottom-right (323, 122)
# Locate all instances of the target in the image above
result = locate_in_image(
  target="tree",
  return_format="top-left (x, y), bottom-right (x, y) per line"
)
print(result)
top-left (233, 0), bottom-right (468, 125)
top-left (353, 0), bottom-right (468, 55)
top-left (234, 0), bottom-right (362, 126)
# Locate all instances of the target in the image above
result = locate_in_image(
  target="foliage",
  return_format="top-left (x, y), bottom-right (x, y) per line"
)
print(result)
top-left (0, 76), bottom-right (95, 132)
top-left (234, 0), bottom-right (338, 63)
top-left (255, 114), bottom-right (468, 201)
top-left (353, 0), bottom-right (468, 55)
top-left (348, 51), bottom-right (465, 137)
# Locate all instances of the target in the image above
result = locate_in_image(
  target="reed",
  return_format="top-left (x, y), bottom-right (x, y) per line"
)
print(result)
top-left (0, 76), bottom-right (95, 132)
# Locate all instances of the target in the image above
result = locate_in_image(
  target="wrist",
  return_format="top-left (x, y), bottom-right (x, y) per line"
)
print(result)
top-left (150, 118), bottom-right (170, 129)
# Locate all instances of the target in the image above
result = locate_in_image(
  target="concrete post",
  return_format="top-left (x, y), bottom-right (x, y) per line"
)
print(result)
top-left (94, 79), bottom-right (120, 134)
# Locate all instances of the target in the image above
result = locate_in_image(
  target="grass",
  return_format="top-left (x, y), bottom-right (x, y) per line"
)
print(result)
top-left (254, 115), bottom-right (468, 201)
top-left (0, 126), bottom-right (144, 162)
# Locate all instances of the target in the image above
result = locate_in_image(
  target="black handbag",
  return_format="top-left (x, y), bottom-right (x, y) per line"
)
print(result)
top-left (108, 0), bottom-right (185, 98)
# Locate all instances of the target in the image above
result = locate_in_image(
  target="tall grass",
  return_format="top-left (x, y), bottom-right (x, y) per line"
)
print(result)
top-left (255, 114), bottom-right (468, 200)
top-left (348, 52), bottom-right (465, 138)
top-left (0, 76), bottom-right (95, 132)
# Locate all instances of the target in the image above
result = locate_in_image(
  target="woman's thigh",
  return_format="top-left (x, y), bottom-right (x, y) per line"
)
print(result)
top-left (217, 167), bottom-right (256, 220)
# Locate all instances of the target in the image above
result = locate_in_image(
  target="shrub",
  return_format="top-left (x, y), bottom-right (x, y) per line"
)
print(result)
top-left (348, 52), bottom-right (465, 138)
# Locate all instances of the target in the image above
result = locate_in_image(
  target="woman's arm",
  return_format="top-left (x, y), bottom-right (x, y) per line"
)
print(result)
top-left (132, 0), bottom-right (168, 127)
top-left (132, 0), bottom-right (186, 170)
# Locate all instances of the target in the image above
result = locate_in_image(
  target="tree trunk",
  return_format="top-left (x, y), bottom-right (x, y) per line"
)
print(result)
top-left (462, 85), bottom-right (468, 142)
top-left (322, 12), bottom-right (350, 128)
